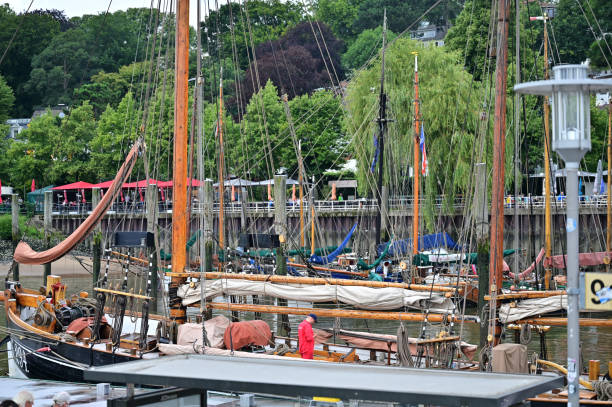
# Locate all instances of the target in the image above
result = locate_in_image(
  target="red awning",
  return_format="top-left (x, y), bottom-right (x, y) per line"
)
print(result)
top-left (52, 181), bottom-right (94, 190)
top-left (157, 179), bottom-right (200, 188)
top-left (91, 180), bottom-right (114, 188)
top-left (123, 178), bottom-right (161, 188)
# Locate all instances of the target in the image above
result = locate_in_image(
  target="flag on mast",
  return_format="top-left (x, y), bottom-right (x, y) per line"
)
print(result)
top-left (419, 125), bottom-right (428, 175)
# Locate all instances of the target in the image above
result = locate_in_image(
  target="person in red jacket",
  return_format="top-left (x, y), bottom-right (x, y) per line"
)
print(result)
top-left (298, 313), bottom-right (317, 359)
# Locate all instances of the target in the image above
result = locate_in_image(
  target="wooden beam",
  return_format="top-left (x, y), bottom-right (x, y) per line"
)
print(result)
top-left (205, 302), bottom-right (476, 323)
top-left (165, 271), bottom-right (461, 293)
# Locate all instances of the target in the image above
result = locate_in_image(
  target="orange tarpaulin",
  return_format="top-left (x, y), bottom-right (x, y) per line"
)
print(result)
top-left (223, 320), bottom-right (271, 350)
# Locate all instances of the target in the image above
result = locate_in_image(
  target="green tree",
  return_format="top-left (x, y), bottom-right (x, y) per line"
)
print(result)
top-left (0, 5), bottom-right (61, 115)
top-left (89, 93), bottom-right (139, 182)
top-left (288, 90), bottom-right (347, 179)
top-left (202, 0), bottom-right (306, 70)
top-left (342, 26), bottom-right (396, 71)
top-left (6, 112), bottom-right (62, 189)
top-left (314, 0), bottom-right (364, 44)
top-left (25, 8), bottom-right (165, 109)
top-left (549, 0), bottom-right (593, 64)
top-left (345, 38), bottom-right (498, 228)
top-left (0, 74), bottom-right (15, 124)
top-left (50, 102), bottom-right (96, 182)
top-left (351, 0), bottom-right (461, 36)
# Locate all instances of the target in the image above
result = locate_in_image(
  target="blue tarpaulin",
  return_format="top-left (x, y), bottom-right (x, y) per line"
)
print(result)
top-left (309, 223), bottom-right (358, 265)
top-left (376, 232), bottom-right (461, 257)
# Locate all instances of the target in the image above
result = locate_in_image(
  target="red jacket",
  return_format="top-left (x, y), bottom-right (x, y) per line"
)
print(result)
top-left (298, 320), bottom-right (314, 354)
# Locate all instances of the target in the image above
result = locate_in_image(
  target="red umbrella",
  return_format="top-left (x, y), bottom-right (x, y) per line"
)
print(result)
top-left (139, 188), bottom-right (144, 202)
top-left (123, 178), bottom-right (160, 188)
top-left (160, 187), bottom-right (166, 201)
top-left (31, 179), bottom-right (35, 192)
top-left (81, 189), bottom-right (86, 203)
top-left (120, 189), bottom-right (125, 202)
top-left (63, 190), bottom-right (68, 204)
top-left (92, 180), bottom-right (114, 189)
top-left (0, 179), bottom-right (3, 204)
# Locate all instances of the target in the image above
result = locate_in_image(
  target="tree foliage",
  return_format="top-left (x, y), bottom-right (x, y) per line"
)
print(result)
top-left (342, 26), bottom-right (397, 72)
top-left (314, 0), bottom-right (364, 44)
top-left (239, 22), bottom-right (344, 103)
top-left (345, 38), bottom-right (503, 228)
top-left (0, 74), bottom-right (15, 125)
top-left (202, 0), bottom-right (306, 70)
top-left (0, 6), bottom-right (62, 115)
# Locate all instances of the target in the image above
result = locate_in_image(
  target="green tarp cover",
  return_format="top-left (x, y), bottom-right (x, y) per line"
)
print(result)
top-left (356, 239), bottom-right (392, 270)
top-left (412, 249), bottom-right (516, 266)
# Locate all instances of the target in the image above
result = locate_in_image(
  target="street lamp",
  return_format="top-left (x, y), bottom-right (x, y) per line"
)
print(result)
top-left (515, 65), bottom-right (612, 407)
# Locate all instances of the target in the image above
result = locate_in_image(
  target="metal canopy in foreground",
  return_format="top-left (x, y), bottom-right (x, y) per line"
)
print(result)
top-left (84, 354), bottom-right (563, 407)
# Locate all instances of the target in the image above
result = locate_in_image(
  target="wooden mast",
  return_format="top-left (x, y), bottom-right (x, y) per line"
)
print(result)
top-left (542, 16), bottom-right (552, 289)
top-left (170, 0), bottom-right (189, 322)
top-left (217, 70), bottom-right (225, 270)
top-left (374, 9), bottom-right (387, 246)
top-left (489, 0), bottom-right (510, 300)
top-left (412, 52), bottom-right (420, 255)
top-left (299, 140), bottom-right (305, 249)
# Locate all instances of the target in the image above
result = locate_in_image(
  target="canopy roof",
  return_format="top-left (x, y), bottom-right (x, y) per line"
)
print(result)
top-left (213, 178), bottom-right (257, 187)
top-left (52, 181), bottom-right (94, 190)
top-left (254, 178), bottom-right (299, 185)
top-left (123, 178), bottom-right (161, 188)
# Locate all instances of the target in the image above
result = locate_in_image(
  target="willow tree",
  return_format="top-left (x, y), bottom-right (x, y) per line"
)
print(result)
top-left (345, 37), bottom-right (512, 230)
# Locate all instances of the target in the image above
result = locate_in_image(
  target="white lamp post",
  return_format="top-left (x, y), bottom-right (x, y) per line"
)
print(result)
top-left (515, 65), bottom-right (612, 407)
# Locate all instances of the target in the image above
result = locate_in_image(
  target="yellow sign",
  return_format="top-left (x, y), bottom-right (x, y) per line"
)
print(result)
top-left (581, 272), bottom-right (612, 311)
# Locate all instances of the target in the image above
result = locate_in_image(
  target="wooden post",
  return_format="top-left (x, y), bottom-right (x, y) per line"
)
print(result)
top-left (91, 188), bottom-right (101, 287)
top-left (43, 190), bottom-right (53, 282)
top-left (240, 188), bottom-right (247, 231)
top-left (274, 175), bottom-right (290, 336)
top-left (589, 360), bottom-right (600, 381)
top-left (543, 18), bottom-right (552, 289)
top-left (146, 184), bottom-right (159, 310)
top-left (11, 194), bottom-right (19, 280)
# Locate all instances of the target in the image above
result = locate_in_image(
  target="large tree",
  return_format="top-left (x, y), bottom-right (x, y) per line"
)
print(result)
top-left (202, 0), bottom-right (306, 70)
top-left (0, 74), bottom-right (15, 125)
top-left (342, 26), bottom-right (396, 72)
top-left (239, 22), bottom-right (344, 105)
top-left (345, 37), bottom-right (499, 228)
top-left (351, 0), bottom-right (461, 36)
top-left (24, 8), bottom-right (167, 110)
top-left (314, 0), bottom-right (364, 45)
top-left (0, 6), bottom-right (62, 116)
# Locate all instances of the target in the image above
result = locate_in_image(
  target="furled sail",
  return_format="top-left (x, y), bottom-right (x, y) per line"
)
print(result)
top-left (309, 223), bottom-right (357, 265)
top-left (14, 139), bottom-right (142, 265)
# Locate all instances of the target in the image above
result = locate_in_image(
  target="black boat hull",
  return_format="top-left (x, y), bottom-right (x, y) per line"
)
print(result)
top-left (8, 314), bottom-right (135, 382)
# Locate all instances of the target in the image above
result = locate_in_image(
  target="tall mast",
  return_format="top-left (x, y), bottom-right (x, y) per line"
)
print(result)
top-left (489, 0), bottom-right (510, 301)
top-left (543, 16), bottom-right (552, 289)
top-left (512, 0), bottom-right (521, 282)
top-left (412, 52), bottom-right (420, 255)
top-left (170, 0), bottom-right (189, 322)
top-left (606, 93), bottom-right (612, 272)
top-left (281, 94), bottom-right (305, 248)
top-left (299, 140), bottom-right (305, 248)
top-left (218, 69), bottom-right (225, 269)
top-left (531, 14), bottom-right (552, 288)
top-left (374, 9), bottom-right (387, 246)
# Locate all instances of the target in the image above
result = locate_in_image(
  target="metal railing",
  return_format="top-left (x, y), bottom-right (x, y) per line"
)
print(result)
top-left (42, 194), bottom-right (612, 216)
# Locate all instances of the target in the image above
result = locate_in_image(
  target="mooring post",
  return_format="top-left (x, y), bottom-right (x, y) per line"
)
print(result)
top-left (274, 175), bottom-right (290, 336)
top-left (146, 184), bottom-right (159, 310)
top-left (91, 188), bottom-right (101, 287)
top-left (11, 194), bottom-right (19, 280)
top-left (43, 190), bottom-right (53, 282)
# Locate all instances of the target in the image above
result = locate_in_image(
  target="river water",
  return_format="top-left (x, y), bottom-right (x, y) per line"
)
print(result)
top-left (1, 273), bottom-right (611, 376)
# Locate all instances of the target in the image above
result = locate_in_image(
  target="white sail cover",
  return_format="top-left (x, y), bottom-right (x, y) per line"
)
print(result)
top-left (178, 279), bottom-right (454, 312)
top-left (498, 295), bottom-right (567, 323)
